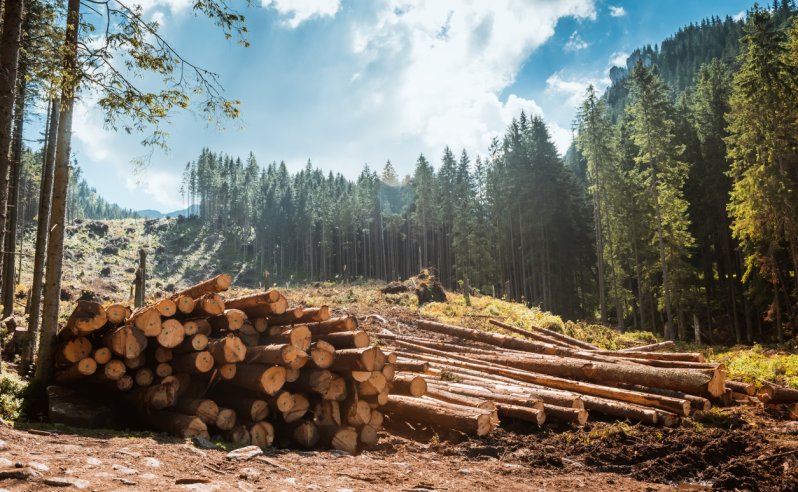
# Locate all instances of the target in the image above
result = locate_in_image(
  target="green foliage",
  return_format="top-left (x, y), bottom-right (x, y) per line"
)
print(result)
top-left (711, 346), bottom-right (798, 389)
top-left (0, 366), bottom-right (28, 421)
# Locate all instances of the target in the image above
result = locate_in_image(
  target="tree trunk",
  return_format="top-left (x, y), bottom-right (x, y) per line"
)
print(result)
top-left (34, 0), bottom-right (81, 385)
top-left (0, 0), bottom-right (25, 292)
top-left (2, 65), bottom-right (26, 318)
top-left (134, 249), bottom-right (146, 308)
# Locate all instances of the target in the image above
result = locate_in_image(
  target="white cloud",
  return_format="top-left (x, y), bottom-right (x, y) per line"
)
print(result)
top-left (545, 72), bottom-right (610, 108)
top-left (608, 51), bottom-right (628, 67)
top-left (124, 169), bottom-right (184, 210)
top-left (733, 11), bottom-right (746, 22)
top-left (263, 0), bottom-right (341, 28)
top-left (609, 5), bottom-right (626, 17)
top-left (350, 0), bottom-right (596, 154)
top-left (564, 31), bottom-right (589, 52)
top-left (548, 121), bottom-right (573, 156)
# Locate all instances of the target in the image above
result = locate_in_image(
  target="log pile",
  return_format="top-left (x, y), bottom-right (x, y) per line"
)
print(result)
top-left (375, 318), bottom-right (798, 432)
top-left (53, 277), bottom-right (798, 446)
top-left (52, 275), bottom-right (390, 454)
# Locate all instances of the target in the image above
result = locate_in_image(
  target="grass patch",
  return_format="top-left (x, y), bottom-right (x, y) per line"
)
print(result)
top-left (709, 346), bottom-right (798, 389)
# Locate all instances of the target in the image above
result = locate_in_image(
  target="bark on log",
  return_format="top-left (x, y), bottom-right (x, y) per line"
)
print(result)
top-left (489, 319), bottom-right (586, 350)
top-left (467, 352), bottom-right (724, 400)
top-left (230, 364), bottom-right (287, 395)
top-left (207, 335), bottom-right (247, 364)
top-left (174, 274), bottom-right (232, 299)
top-left (597, 350), bottom-right (705, 363)
top-left (314, 331), bottom-right (370, 350)
top-left (127, 307), bottom-right (162, 337)
top-left (305, 316), bottom-right (358, 336)
top-left (171, 351), bottom-right (214, 374)
top-left (618, 383), bottom-right (712, 413)
top-left (209, 309), bottom-right (247, 332)
top-left (580, 394), bottom-right (680, 427)
top-left (496, 403), bottom-right (546, 426)
top-left (175, 398), bottom-right (219, 424)
top-left (384, 395), bottom-right (494, 436)
top-left (619, 341), bottom-right (676, 352)
top-left (218, 363), bottom-right (238, 380)
top-left (250, 421), bottom-right (275, 448)
top-left (292, 420), bottom-right (320, 448)
top-left (326, 347), bottom-right (380, 372)
top-left (216, 407), bottom-right (236, 431)
top-left (64, 301), bottom-right (107, 336)
top-left (105, 304), bottom-right (129, 325)
top-left (54, 357), bottom-right (97, 383)
top-left (760, 382), bottom-right (798, 404)
top-left (391, 373), bottom-right (427, 397)
top-left (173, 334), bottom-right (209, 355)
top-left (488, 319), bottom-right (599, 351)
top-left (244, 344), bottom-right (298, 365)
top-left (223, 425), bottom-right (251, 446)
top-left (282, 393), bottom-right (310, 423)
top-left (191, 293), bottom-right (225, 317)
top-left (146, 411), bottom-right (208, 439)
top-left (262, 325), bottom-right (311, 352)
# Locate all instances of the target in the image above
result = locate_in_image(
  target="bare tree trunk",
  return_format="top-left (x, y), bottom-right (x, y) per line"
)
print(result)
top-left (27, 98), bottom-right (59, 366)
top-left (34, 0), bottom-right (81, 385)
top-left (134, 248), bottom-right (146, 308)
top-left (651, 172), bottom-right (675, 340)
top-left (0, 0), bottom-right (25, 299)
top-left (2, 61), bottom-right (26, 318)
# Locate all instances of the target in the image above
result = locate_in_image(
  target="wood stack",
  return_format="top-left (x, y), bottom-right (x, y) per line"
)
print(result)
top-left (376, 318), bottom-right (798, 431)
top-left (52, 274), bottom-right (390, 454)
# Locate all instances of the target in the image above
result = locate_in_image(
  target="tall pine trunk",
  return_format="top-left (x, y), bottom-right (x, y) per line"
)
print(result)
top-left (34, 0), bottom-right (81, 384)
top-left (27, 99), bottom-right (59, 366)
top-left (0, 0), bottom-right (25, 302)
top-left (2, 63), bottom-right (26, 318)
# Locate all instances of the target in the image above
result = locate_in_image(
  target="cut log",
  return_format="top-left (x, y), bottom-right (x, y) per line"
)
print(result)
top-left (619, 341), bottom-right (676, 352)
top-left (489, 319), bottom-right (586, 350)
top-left (130, 378), bottom-right (180, 410)
top-left (216, 407), bottom-right (236, 431)
top-left (183, 318), bottom-right (212, 337)
top-left (244, 344), bottom-right (298, 365)
top-left (250, 421), bottom-right (275, 448)
top-left (760, 382), bottom-right (798, 404)
top-left (394, 360), bottom-right (429, 373)
top-left (64, 301), bottom-right (107, 336)
top-left (155, 363), bottom-right (173, 378)
top-left (262, 325), bottom-right (311, 351)
top-left (618, 383), bottom-right (712, 413)
top-left (503, 320), bottom-right (600, 351)
top-left (154, 298), bottom-right (177, 317)
top-left (358, 372), bottom-right (387, 396)
top-left (175, 398), bottom-right (219, 424)
top-left (134, 367), bottom-right (154, 386)
top-left (597, 350), bottom-right (705, 363)
top-left (330, 426), bottom-right (359, 454)
top-left (467, 352), bottom-right (724, 400)
top-left (223, 290), bottom-right (281, 311)
top-left (326, 347), bottom-right (379, 372)
top-left (92, 347), bottom-right (112, 365)
top-left (230, 364), bottom-right (287, 395)
top-left (270, 305), bottom-right (330, 326)
top-left (127, 307), bottom-right (162, 337)
top-left (218, 363), bottom-right (238, 380)
top-left (322, 374), bottom-right (347, 401)
top-left (191, 293), bottom-right (225, 317)
top-left (54, 357), bottom-right (97, 384)
top-left (116, 375), bottom-right (134, 391)
top-left (289, 369), bottom-right (333, 395)
top-left (292, 420), bottom-right (320, 448)
top-left (173, 333), bottom-right (210, 354)
top-left (496, 403), bottom-right (546, 426)
top-left (359, 424), bottom-right (379, 446)
top-left (207, 334), bottom-right (247, 364)
top-left (343, 399), bottom-right (372, 426)
top-left (392, 374), bottom-right (427, 397)
top-left (100, 359), bottom-right (127, 381)
top-left (305, 316), bottom-right (358, 336)
top-left (154, 346), bottom-right (173, 363)
top-left (725, 380), bottom-right (756, 397)
top-left (315, 400), bottom-right (342, 427)
top-left (424, 379), bottom-right (543, 411)
top-left (253, 318), bottom-right (268, 333)
top-left (104, 326), bottom-right (148, 359)
top-left (263, 306), bottom-right (302, 327)
top-left (174, 274), bottom-right (232, 299)
top-left (384, 395), bottom-right (494, 436)
top-left (401, 346), bottom-right (694, 415)
top-left (580, 395), bottom-right (680, 427)
top-left (315, 331), bottom-right (370, 350)
top-left (283, 393), bottom-right (310, 423)
top-left (223, 425), bottom-right (251, 446)
top-left (147, 411), bottom-right (208, 439)
top-left (157, 319), bottom-right (186, 349)
top-left (105, 303), bottom-right (129, 325)
top-left (216, 396), bottom-right (269, 422)
top-left (544, 405), bottom-right (588, 426)
top-left (58, 337), bottom-right (93, 365)
top-left (266, 390), bottom-right (295, 414)
top-left (171, 351), bottom-right (214, 374)
top-left (174, 295), bottom-right (196, 315)
top-left (309, 344), bottom-right (335, 369)
top-left (209, 309), bottom-right (247, 332)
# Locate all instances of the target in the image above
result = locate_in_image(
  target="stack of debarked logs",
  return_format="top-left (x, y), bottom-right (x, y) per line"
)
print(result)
top-left (53, 274), bottom-right (390, 453)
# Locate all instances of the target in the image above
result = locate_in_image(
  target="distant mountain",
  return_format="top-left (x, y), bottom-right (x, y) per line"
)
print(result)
top-left (135, 204), bottom-right (199, 219)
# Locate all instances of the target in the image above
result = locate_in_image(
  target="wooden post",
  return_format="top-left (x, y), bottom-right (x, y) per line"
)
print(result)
top-left (693, 314), bottom-right (700, 345)
top-left (134, 249), bottom-right (146, 308)
top-left (463, 275), bottom-right (471, 307)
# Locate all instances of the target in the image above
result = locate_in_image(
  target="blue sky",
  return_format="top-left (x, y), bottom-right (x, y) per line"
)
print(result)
top-left (44, 0), bottom-right (754, 212)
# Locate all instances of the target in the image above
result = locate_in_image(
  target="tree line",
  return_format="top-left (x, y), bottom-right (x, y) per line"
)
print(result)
top-left (181, 4), bottom-right (798, 345)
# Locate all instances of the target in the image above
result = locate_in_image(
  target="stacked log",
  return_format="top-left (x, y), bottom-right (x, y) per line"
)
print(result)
top-left (52, 275), bottom-right (390, 453)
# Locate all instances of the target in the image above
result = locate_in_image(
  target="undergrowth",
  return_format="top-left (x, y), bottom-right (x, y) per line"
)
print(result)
top-left (0, 364), bottom-right (28, 421)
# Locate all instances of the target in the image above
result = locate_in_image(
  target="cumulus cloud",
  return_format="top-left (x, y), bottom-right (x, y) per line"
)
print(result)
top-left (564, 31), bottom-right (589, 52)
top-left (608, 51), bottom-right (628, 67)
top-left (263, 0), bottom-right (341, 28)
top-left (350, 0), bottom-right (596, 154)
top-left (609, 5), bottom-right (626, 17)
top-left (733, 11), bottom-right (746, 22)
top-left (546, 72), bottom-right (610, 108)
